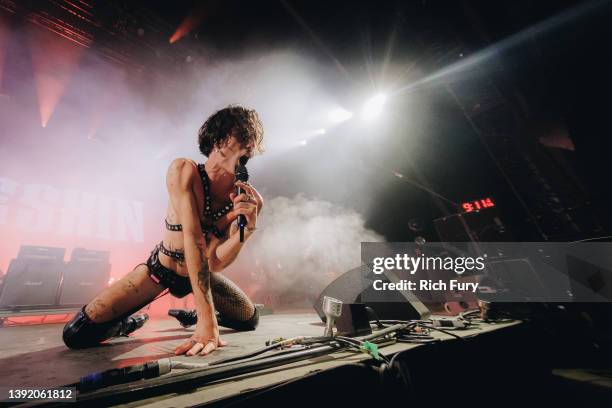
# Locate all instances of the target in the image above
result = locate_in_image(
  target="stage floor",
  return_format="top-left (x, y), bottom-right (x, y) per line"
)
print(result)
top-left (0, 312), bottom-right (519, 407)
top-left (0, 312), bottom-right (324, 387)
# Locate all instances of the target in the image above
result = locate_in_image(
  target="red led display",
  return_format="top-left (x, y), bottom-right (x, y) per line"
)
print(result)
top-left (462, 197), bottom-right (495, 213)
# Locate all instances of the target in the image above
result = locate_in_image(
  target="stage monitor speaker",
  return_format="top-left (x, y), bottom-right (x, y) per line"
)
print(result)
top-left (336, 303), bottom-right (372, 337)
top-left (0, 246), bottom-right (65, 309)
top-left (434, 208), bottom-right (513, 244)
top-left (314, 265), bottom-right (430, 323)
top-left (59, 248), bottom-right (110, 306)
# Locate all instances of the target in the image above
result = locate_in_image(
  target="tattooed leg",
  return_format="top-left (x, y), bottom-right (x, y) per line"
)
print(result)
top-left (84, 264), bottom-right (162, 323)
top-left (62, 263), bottom-right (164, 349)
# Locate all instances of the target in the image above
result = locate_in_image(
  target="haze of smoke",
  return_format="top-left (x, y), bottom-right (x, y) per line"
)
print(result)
top-left (225, 194), bottom-right (383, 302)
top-left (1, 24), bottom-right (384, 304)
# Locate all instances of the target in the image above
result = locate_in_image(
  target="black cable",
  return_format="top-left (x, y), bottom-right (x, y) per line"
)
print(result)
top-left (71, 344), bottom-right (346, 404)
top-left (67, 321), bottom-right (459, 402)
top-left (211, 345), bottom-right (318, 367)
top-left (365, 306), bottom-right (385, 328)
top-left (417, 323), bottom-right (465, 340)
top-left (300, 336), bottom-right (335, 345)
top-left (378, 319), bottom-right (418, 327)
top-left (72, 321), bottom-right (454, 400)
top-left (396, 337), bottom-right (440, 344)
top-left (211, 336), bottom-right (345, 366)
top-left (210, 333), bottom-right (385, 368)
top-left (210, 340), bottom-right (294, 366)
top-left (370, 319), bottom-right (472, 340)
top-left (459, 309), bottom-right (481, 321)
top-left (334, 335), bottom-right (392, 364)
top-left (49, 324), bottom-right (408, 401)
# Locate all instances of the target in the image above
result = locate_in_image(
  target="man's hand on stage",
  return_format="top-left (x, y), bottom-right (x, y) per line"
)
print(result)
top-left (174, 313), bottom-right (228, 356)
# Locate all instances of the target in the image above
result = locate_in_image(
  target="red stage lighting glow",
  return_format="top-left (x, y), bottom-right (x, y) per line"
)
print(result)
top-left (170, 15), bottom-right (200, 44)
top-left (169, 5), bottom-right (206, 44)
top-left (27, 25), bottom-right (84, 128)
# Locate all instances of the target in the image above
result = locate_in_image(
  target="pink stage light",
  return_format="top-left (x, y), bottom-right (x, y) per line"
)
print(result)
top-left (27, 24), bottom-right (84, 127)
top-left (169, 5), bottom-right (206, 44)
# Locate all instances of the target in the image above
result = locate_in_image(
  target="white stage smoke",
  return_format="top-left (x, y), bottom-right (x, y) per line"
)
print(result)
top-left (224, 194), bottom-right (383, 306)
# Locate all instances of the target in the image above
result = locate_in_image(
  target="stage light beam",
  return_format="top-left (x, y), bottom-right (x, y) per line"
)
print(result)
top-left (361, 93), bottom-right (387, 121)
top-left (28, 25), bottom-right (84, 128)
top-left (169, 4), bottom-right (206, 44)
top-left (392, 0), bottom-right (605, 95)
top-left (328, 108), bottom-right (353, 123)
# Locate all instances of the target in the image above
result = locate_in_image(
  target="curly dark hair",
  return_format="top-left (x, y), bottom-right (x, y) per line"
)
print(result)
top-left (198, 105), bottom-right (264, 158)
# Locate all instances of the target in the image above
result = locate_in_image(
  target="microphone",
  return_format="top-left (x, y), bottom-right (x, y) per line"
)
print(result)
top-left (235, 156), bottom-right (249, 242)
top-left (322, 296), bottom-right (343, 337)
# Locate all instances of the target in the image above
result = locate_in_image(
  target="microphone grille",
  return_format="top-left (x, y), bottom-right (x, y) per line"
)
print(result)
top-left (235, 165), bottom-right (249, 182)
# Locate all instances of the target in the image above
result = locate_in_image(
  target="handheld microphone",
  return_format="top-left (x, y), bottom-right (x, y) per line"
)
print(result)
top-left (235, 157), bottom-right (249, 242)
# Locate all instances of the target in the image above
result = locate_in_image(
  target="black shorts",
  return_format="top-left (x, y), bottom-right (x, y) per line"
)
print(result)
top-left (146, 243), bottom-right (193, 298)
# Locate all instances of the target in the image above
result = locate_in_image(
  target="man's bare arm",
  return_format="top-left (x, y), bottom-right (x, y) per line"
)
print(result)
top-left (166, 159), bottom-right (214, 312)
top-left (209, 227), bottom-right (255, 272)
top-left (208, 182), bottom-right (263, 272)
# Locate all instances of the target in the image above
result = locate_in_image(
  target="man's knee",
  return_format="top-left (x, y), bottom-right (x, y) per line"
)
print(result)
top-left (232, 307), bottom-right (260, 331)
top-left (63, 307), bottom-right (92, 349)
top-left (217, 307), bottom-right (260, 331)
top-left (245, 307), bottom-right (260, 330)
top-left (62, 306), bottom-right (111, 349)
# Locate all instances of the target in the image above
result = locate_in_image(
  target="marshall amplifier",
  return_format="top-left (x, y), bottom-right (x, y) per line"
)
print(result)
top-left (0, 246), bottom-right (65, 309)
top-left (58, 248), bottom-right (110, 306)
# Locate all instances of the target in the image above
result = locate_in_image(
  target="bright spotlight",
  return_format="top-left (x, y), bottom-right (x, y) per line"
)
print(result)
top-left (314, 128), bottom-right (327, 135)
top-left (328, 108), bottom-right (353, 123)
top-left (362, 93), bottom-right (387, 121)
top-left (299, 139), bottom-right (308, 146)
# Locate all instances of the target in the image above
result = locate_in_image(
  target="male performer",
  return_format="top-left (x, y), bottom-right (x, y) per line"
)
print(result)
top-left (63, 106), bottom-right (264, 356)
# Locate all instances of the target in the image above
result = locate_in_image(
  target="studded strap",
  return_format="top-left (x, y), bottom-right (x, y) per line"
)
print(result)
top-left (198, 163), bottom-right (233, 222)
top-left (158, 241), bottom-right (185, 262)
top-left (162, 164), bottom-right (231, 239)
top-left (165, 218), bottom-right (182, 231)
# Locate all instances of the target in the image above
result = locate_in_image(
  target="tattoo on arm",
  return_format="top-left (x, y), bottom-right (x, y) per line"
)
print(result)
top-left (197, 261), bottom-right (213, 304)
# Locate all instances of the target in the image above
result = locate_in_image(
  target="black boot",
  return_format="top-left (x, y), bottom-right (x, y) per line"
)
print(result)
top-left (63, 306), bottom-right (149, 349)
top-left (168, 308), bottom-right (259, 331)
top-left (168, 309), bottom-right (197, 328)
top-left (117, 313), bottom-right (149, 337)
